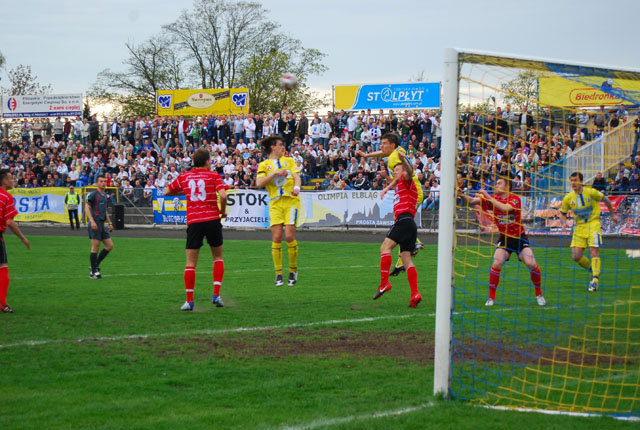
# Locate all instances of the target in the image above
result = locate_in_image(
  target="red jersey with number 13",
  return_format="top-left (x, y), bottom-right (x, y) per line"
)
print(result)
top-left (393, 177), bottom-right (418, 219)
top-left (168, 168), bottom-right (225, 225)
top-left (481, 193), bottom-right (523, 237)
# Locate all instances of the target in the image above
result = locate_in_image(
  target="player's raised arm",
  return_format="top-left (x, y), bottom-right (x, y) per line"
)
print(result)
top-left (458, 189), bottom-right (481, 206)
top-left (397, 151), bottom-right (413, 179)
top-left (380, 178), bottom-right (398, 200)
top-left (478, 189), bottom-right (515, 213)
top-left (355, 149), bottom-right (384, 159)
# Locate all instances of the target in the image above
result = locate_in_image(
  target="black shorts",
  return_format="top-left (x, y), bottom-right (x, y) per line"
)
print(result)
top-left (88, 222), bottom-right (111, 241)
top-left (496, 233), bottom-right (530, 258)
top-left (186, 219), bottom-right (223, 249)
top-left (386, 213), bottom-right (418, 253)
top-left (0, 233), bottom-right (7, 264)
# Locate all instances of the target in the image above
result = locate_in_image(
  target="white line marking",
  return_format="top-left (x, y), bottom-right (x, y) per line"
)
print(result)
top-left (0, 314), bottom-right (419, 349)
top-left (481, 405), bottom-right (640, 422)
top-left (280, 402), bottom-right (434, 430)
top-left (11, 265), bottom-right (372, 280)
top-left (1, 297), bottom-right (629, 350)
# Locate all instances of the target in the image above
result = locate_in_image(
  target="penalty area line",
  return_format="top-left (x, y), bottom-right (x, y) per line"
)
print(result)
top-left (11, 265), bottom-right (373, 281)
top-left (0, 313), bottom-right (423, 349)
top-left (480, 405), bottom-right (640, 422)
top-left (280, 402), bottom-right (435, 430)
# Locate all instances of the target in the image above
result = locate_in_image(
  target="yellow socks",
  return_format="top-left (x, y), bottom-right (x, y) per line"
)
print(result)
top-left (287, 240), bottom-right (298, 273)
top-left (577, 256), bottom-right (590, 270)
top-left (272, 242), bottom-right (283, 275)
top-left (591, 257), bottom-right (601, 279)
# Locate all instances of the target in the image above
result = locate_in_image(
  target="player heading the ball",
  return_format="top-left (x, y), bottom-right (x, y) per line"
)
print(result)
top-left (256, 135), bottom-right (301, 287)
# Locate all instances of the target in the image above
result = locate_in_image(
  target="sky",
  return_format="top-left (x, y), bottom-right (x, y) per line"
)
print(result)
top-left (1, 0), bottom-right (640, 100)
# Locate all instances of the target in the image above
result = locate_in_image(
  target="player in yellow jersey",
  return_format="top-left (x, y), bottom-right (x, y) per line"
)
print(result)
top-left (256, 135), bottom-right (302, 287)
top-left (560, 172), bottom-right (618, 292)
top-left (357, 133), bottom-right (424, 276)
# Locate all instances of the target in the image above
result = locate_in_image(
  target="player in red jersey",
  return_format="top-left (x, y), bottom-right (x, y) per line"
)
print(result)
top-left (0, 169), bottom-right (30, 313)
top-left (458, 176), bottom-right (545, 307)
top-left (165, 148), bottom-right (228, 311)
top-left (375, 151), bottom-right (422, 308)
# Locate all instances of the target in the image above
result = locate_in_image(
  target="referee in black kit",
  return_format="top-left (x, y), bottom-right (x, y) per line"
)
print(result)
top-left (85, 175), bottom-right (114, 279)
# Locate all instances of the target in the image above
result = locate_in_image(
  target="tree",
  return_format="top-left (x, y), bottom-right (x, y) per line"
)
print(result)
top-left (500, 71), bottom-right (538, 112)
top-left (163, 0), bottom-right (277, 89)
top-left (0, 51), bottom-right (5, 71)
top-left (3, 64), bottom-right (53, 96)
top-left (92, 0), bottom-right (327, 116)
top-left (237, 34), bottom-right (327, 113)
top-left (90, 37), bottom-right (185, 116)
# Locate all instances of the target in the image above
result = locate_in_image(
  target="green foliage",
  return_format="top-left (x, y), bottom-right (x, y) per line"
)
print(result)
top-left (238, 34), bottom-right (328, 113)
top-left (92, 0), bottom-right (327, 117)
top-left (500, 70), bottom-right (539, 112)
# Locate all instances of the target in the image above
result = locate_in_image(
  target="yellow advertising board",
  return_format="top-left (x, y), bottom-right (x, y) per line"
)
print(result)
top-left (539, 76), bottom-right (640, 107)
top-left (9, 187), bottom-right (75, 223)
top-left (156, 88), bottom-right (249, 116)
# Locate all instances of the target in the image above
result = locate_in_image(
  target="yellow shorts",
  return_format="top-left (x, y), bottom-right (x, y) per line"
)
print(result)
top-left (269, 196), bottom-right (300, 227)
top-left (570, 221), bottom-right (602, 249)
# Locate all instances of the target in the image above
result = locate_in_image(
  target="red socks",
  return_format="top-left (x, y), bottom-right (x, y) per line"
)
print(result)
top-left (531, 265), bottom-right (542, 296)
top-left (489, 267), bottom-right (501, 300)
top-left (0, 267), bottom-right (9, 306)
top-left (407, 266), bottom-right (419, 295)
top-left (213, 259), bottom-right (224, 296)
top-left (184, 266), bottom-right (195, 302)
top-left (380, 253), bottom-right (392, 286)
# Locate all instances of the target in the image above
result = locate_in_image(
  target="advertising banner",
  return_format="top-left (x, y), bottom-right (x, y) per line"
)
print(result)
top-left (9, 187), bottom-right (80, 223)
top-left (156, 88), bottom-right (249, 116)
top-left (153, 189), bottom-right (187, 224)
top-left (538, 76), bottom-right (640, 107)
top-left (473, 194), bottom-right (639, 236)
top-left (334, 83), bottom-right (440, 111)
top-left (2, 94), bottom-right (83, 118)
top-left (153, 189), bottom-right (422, 228)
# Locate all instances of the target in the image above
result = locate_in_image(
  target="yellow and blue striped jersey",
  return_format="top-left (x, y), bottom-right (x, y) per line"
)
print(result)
top-left (560, 186), bottom-right (604, 225)
top-left (257, 156), bottom-right (299, 201)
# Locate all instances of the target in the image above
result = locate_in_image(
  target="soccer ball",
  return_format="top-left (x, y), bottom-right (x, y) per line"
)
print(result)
top-left (279, 73), bottom-right (298, 90)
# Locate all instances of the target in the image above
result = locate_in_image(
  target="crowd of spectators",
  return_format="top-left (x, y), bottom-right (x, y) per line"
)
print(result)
top-left (454, 104), bottom-right (640, 206)
top-left (0, 102), bottom-right (638, 210)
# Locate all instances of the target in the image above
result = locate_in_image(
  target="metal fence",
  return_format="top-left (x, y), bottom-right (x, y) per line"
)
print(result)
top-left (563, 119), bottom-right (635, 189)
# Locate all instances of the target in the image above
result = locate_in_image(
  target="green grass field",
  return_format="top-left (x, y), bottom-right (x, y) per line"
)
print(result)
top-left (0, 234), bottom-right (637, 429)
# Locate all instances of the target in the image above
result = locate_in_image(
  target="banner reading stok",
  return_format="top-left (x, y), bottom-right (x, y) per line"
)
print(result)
top-left (334, 83), bottom-right (440, 111)
top-left (153, 189), bottom-right (421, 227)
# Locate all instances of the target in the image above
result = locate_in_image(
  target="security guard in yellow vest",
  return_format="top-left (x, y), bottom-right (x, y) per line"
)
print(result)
top-left (65, 186), bottom-right (81, 229)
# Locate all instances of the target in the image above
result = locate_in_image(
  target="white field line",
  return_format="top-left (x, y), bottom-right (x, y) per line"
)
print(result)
top-left (481, 405), bottom-right (640, 422)
top-left (0, 296), bottom-right (628, 350)
top-left (280, 402), bottom-right (434, 430)
top-left (0, 314), bottom-right (419, 349)
top-left (11, 265), bottom-right (372, 280)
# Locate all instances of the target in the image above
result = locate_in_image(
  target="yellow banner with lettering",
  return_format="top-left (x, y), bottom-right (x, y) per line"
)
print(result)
top-left (539, 76), bottom-right (640, 107)
top-left (156, 88), bottom-right (250, 116)
top-left (9, 187), bottom-right (79, 223)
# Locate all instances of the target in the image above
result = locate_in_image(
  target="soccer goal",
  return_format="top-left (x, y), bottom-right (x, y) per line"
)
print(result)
top-left (434, 49), bottom-right (640, 420)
